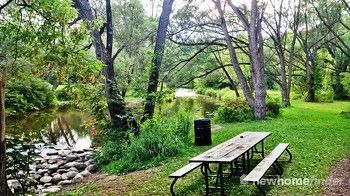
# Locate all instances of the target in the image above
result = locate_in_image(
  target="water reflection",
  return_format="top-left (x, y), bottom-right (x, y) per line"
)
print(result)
top-left (160, 96), bottom-right (219, 119)
top-left (6, 108), bottom-right (92, 149)
top-left (6, 89), bottom-right (219, 146)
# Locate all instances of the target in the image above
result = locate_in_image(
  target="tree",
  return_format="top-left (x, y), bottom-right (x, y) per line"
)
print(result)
top-left (313, 0), bottom-right (350, 100)
top-left (213, 0), bottom-right (267, 119)
top-left (142, 0), bottom-right (174, 121)
top-left (73, 0), bottom-right (139, 133)
top-left (296, 0), bottom-right (328, 102)
top-left (264, 0), bottom-right (301, 106)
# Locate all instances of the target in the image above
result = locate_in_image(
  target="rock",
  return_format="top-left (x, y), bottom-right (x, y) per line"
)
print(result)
top-left (48, 159), bottom-right (57, 164)
top-left (75, 163), bottom-right (87, 170)
top-left (7, 179), bottom-right (21, 190)
top-left (66, 171), bottom-right (78, 179)
top-left (84, 160), bottom-right (92, 166)
top-left (72, 149), bottom-right (84, 153)
top-left (56, 160), bottom-right (66, 168)
top-left (41, 148), bottom-right (58, 156)
top-left (79, 170), bottom-right (91, 177)
top-left (29, 164), bottom-right (36, 171)
top-left (52, 174), bottom-right (62, 183)
top-left (44, 183), bottom-right (53, 187)
top-left (49, 164), bottom-right (58, 171)
top-left (64, 162), bottom-right (86, 170)
top-left (58, 149), bottom-right (71, 156)
top-left (83, 148), bottom-right (93, 152)
top-left (42, 186), bottom-right (61, 193)
top-left (66, 154), bottom-right (79, 162)
top-left (73, 174), bottom-right (83, 182)
top-left (57, 169), bottom-right (69, 174)
top-left (61, 173), bottom-right (68, 180)
top-left (37, 169), bottom-right (49, 176)
top-left (58, 180), bottom-right (72, 186)
top-left (40, 176), bottom-right (52, 183)
top-left (69, 167), bottom-right (78, 172)
top-left (85, 164), bottom-right (97, 173)
top-left (82, 151), bottom-right (93, 157)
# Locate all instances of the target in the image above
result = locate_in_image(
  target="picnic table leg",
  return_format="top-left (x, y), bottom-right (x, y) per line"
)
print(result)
top-left (261, 140), bottom-right (265, 158)
top-left (204, 163), bottom-right (209, 196)
top-left (170, 178), bottom-right (178, 196)
top-left (219, 163), bottom-right (224, 196)
top-left (247, 150), bottom-right (250, 172)
top-left (242, 153), bottom-right (246, 174)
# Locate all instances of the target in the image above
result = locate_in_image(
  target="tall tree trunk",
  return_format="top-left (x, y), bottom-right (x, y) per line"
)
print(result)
top-left (248, 0), bottom-right (267, 119)
top-left (73, 0), bottom-right (138, 132)
top-left (305, 51), bottom-right (317, 102)
top-left (142, 0), bottom-right (174, 122)
top-left (214, 0), bottom-right (255, 108)
top-left (215, 0), bottom-right (267, 119)
top-left (0, 68), bottom-right (13, 196)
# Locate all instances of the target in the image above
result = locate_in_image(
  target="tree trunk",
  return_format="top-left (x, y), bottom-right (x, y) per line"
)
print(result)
top-left (276, 47), bottom-right (290, 106)
top-left (305, 53), bottom-right (316, 102)
top-left (214, 0), bottom-right (255, 108)
top-left (248, 0), bottom-right (267, 119)
top-left (215, 0), bottom-right (267, 119)
top-left (142, 0), bottom-right (174, 122)
top-left (73, 0), bottom-right (138, 132)
top-left (0, 68), bottom-right (13, 196)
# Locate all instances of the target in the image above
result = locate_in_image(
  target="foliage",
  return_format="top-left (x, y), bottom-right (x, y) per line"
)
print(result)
top-left (96, 110), bottom-right (193, 174)
top-left (214, 99), bottom-right (253, 123)
top-left (316, 89), bottom-right (334, 103)
top-left (55, 85), bottom-right (74, 101)
top-left (62, 101), bottom-right (350, 195)
top-left (6, 138), bottom-right (38, 195)
top-left (341, 73), bottom-right (350, 95)
top-left (266, 101), bottom-right (281, 117)
top-left (340, 111), bottom-right (350, 119)
top-left (6, 77), bottom-right (57, 114)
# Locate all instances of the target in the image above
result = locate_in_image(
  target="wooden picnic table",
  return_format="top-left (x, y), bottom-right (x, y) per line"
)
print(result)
top-left (189, 131), bottom-right (271, 195)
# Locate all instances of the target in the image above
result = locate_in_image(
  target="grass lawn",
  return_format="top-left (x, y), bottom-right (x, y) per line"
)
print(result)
top-left (60, 100), bottom-right (350, 196)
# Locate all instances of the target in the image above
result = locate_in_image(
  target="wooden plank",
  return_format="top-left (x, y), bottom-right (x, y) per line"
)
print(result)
top-left (190, 132), bottom-right (271, 163)
top-left (243, 143), bottom-right (289, 182)
top-left (169, 162), bottom-right (202, 178)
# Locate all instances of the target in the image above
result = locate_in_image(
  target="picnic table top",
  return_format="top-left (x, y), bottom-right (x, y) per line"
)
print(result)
top-left (189, 131), bottom-right (271, 163)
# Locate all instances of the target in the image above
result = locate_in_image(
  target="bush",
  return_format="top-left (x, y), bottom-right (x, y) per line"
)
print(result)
top-left (214, 99), bottom-right (253, 123)
top-left (266, 101), bottom-right (281, 117)
top-left (6, 77), bottom-right (57, 114)
top-left (316, 90), bottom-right (334, 103)
top-left (96, 110), bottom-right (193, 174)
top-left (55, 85), bottom-right (74, 101)
top-left (340, 111), bottom-right (350, 119)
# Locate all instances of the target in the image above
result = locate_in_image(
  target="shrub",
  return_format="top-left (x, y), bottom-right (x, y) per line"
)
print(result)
top-left (340, 111), bottom-right (350, 119)
top-left (316, 90), bottom-right (334, 103)
top-left (55, 85), bottom-right (74, 101)
top-left (266, 101), bottom-right (281, 117)
top-left (97, 110), bottom-right (193, 174)
top-left (214, 99), bottom-right (253, 123)
top-left (6, 77), bottom-right (57, 114)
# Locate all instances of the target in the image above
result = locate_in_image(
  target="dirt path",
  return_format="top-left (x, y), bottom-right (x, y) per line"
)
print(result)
top-left (324, 158), bottom-right (350, 196)
top-left (58, 167), bottom-right (160, 195)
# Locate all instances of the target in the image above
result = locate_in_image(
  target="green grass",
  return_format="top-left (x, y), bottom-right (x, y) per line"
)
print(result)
top-left (61, 100), bottom-right (350, 195)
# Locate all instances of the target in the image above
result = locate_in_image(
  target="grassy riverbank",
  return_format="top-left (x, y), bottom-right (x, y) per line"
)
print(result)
top-left (59, 100), bottom-right (350, 196)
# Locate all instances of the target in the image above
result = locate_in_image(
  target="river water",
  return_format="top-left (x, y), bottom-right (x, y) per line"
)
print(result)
top-left (6, 89), bottom-right (219, 147)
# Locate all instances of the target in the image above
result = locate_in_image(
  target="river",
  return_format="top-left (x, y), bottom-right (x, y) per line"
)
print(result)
top-left (6, 89), bottom-right (219, 147)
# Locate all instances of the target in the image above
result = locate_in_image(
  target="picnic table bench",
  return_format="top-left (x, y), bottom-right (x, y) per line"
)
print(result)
top-left (243, 143), bottom-right (292, 195)
top-left (168, 131), bottom-right (292, 195)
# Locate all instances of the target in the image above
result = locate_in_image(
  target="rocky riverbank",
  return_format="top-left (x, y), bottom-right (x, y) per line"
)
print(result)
top-left (7, 144), bottom-right (96, 195)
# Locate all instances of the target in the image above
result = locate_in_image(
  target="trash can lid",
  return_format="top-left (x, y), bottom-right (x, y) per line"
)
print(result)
top-left (194, 118), bottom-right (210, 122)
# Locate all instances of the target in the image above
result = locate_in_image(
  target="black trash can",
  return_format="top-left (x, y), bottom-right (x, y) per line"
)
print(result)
top-left (194, 119), bottom-right (211, 146)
